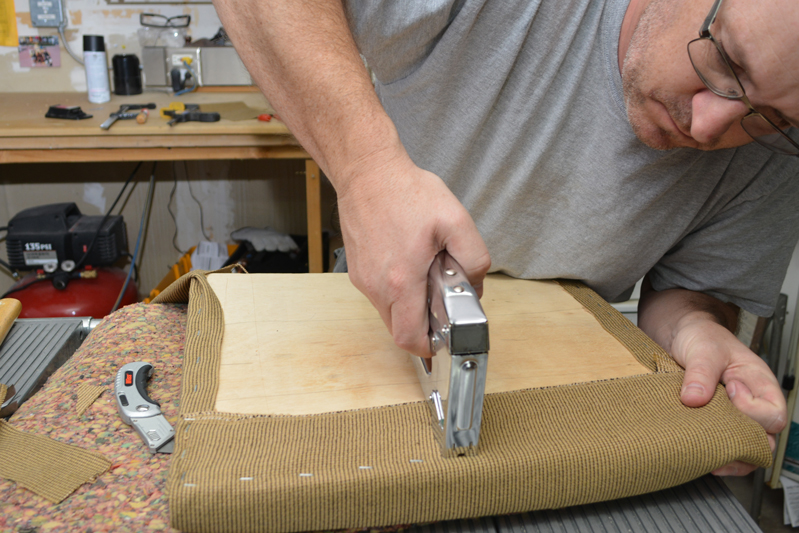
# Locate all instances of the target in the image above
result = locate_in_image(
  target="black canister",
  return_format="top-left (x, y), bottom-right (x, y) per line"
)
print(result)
top-left (112, 54), bottom-right (143, 96)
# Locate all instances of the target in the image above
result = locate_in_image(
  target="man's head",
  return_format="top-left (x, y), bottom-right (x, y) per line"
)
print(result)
top-left (620, 0), bottom-right (799, 151)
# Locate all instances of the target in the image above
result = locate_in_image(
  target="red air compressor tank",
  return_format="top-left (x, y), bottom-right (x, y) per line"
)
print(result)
top-left (8, 267), bottom-right (138, 318)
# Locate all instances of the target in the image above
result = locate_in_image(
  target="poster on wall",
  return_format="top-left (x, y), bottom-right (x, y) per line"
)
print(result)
top-left (18, 36), bottom-right (61, 68)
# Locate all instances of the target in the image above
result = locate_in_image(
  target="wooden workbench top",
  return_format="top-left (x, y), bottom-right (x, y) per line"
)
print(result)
top-left (0, 91), bottom-right (292, 137)
top-left (0, 91), bottom-right (309, 162)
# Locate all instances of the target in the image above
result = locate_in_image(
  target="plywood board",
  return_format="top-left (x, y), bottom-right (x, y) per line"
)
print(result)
top-left (209, 273), bottom-right (652, 415)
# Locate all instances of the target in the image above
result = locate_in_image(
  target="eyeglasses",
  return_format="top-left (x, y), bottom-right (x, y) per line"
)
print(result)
top-left (687, 0), bottom-right (799, 156)
top-left (140, 13), bottom-right (191, 29)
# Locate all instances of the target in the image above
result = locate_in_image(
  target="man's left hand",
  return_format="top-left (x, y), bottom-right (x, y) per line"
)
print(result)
top-left (638, 278), bottom-right (787, 476)
top-left (671, 317), bottom-right (785, 476)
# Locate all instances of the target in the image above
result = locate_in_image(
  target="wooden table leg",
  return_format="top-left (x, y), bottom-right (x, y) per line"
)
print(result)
top-left (305, 159), bottom-right (324, 273)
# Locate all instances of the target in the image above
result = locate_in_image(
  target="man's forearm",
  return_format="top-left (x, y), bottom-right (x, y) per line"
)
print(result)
top-left (213, 0), bottom-right (406, 191)
top-left (637, 276), bottom-right (739, 353)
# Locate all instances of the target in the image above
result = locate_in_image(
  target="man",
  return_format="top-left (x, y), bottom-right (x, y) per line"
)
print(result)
top-left (214, 0), bottom-right (799, 476)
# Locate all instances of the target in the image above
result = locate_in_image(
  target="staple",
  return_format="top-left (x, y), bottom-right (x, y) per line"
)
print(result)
top-left (410, 459), bottom-right (424, 463)
top-left (240, 477), bottom-right (254, 481)
top-left (181, 450), bottom-right (187, 459)
top-left (299, 473), bottom-right (313, 477)
top-left (194, 384), bottom-right (198, 392)
top-left (184, 483), bottom-right (197, 488)
top-left (181, 472), bottom-right (186, 481)
top-left (196, 330), bottom-right (201, 336)
top-left (358, 466), bottom-right (373, 470)
top-left (196, 356), bottom-right (201, 364)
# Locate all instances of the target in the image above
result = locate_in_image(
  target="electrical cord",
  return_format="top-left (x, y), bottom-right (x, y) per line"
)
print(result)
top-left (1, 274), bottom-right (51, 298)
top-left (107, 161), bottom-right (145, 215)
top-left (120, 252), bottom-right (140, 284)
top-left (174, 59), bottom-right (199, 96)
top-left (0, 225), bottom-right (12, 275)
top-left (183, 161), bottom-right (210, 240)
top-left (0, 227), bottom-right (12, 275)
top-left (168, 162), bottom-right (187, 255)
top-left (74, 161), bottom-right (143, 272)
top-left (0, 257), bottom-right (14, 275)
top-left (112, 163), bottom-right (157, 313)
top-left (58, 24), bottom-right (84, 66)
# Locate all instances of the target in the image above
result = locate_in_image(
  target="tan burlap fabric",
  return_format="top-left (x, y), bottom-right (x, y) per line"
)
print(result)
top-left (153, 271), bottom-right (771, 533)
top-left (76, 383), bottom-right (107, 417)
top-left (0, 383), bottom-right (111, 504)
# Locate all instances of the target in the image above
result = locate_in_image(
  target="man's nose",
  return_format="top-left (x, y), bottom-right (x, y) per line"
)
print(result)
top-left (690, 89), bottom-right (750, 143)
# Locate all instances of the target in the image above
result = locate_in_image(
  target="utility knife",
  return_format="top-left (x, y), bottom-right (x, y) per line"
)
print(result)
top-left (114, 362), bottom-right (175, 454)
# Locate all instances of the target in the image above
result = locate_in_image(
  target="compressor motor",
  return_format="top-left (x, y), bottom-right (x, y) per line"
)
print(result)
top-left (6, 203), bottom-right (126, 274)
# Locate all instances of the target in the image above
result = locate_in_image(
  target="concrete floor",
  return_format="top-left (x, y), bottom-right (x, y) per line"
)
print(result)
top-left (725, 472), bottom-right (795, 532)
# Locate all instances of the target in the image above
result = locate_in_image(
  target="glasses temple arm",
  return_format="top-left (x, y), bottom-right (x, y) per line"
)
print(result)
top-left (700, 0), bottom-right (725, 36)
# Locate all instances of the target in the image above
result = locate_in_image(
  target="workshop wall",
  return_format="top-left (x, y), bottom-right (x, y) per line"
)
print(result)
top-left (1, 0), bottom-right (223, 92)
top-left (0, 160), bottom-right (339, 299)
top-left (0, 1), bottom-right (341, 298)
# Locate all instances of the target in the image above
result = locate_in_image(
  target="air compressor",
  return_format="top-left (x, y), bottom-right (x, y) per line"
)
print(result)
top-left (4, 203), bottom-right (137, 318)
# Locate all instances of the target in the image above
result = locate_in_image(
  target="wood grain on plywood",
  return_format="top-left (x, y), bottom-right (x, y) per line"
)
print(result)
top-left (210, 273), bottom-right (653, 416)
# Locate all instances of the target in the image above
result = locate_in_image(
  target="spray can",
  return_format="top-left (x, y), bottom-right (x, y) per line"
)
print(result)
top-left (83, 35), bottom-right (110, 104)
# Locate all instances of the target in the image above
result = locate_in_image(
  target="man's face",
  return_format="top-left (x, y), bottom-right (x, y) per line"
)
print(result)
top-left (622, 0), bottom-right (799, 151)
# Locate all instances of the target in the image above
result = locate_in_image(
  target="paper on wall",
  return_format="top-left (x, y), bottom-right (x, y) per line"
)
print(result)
top-left (191, 241), bottom-right (229, 272)
top-left (0, 0), bottom-right (18, 47)
top-left (780, 475), bottom-right (799, 527)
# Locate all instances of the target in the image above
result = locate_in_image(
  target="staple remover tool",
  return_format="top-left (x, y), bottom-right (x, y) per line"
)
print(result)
top-left (414, 251), bottom-right (490, 456)
top-left (100, 103), bottom-right (156, 130)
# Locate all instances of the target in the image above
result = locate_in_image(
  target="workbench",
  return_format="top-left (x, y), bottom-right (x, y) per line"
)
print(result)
top-left (0, 91), bottom-right (326, 273)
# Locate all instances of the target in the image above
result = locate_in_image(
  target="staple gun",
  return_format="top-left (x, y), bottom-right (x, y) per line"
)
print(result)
top-left (414, 251), bottom-right (490, 456)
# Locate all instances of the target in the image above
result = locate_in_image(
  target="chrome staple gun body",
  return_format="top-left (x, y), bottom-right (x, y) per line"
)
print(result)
top-left (414, 251), bottom-right (489, 456)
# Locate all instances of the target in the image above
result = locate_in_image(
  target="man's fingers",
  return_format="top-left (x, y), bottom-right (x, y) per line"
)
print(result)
top-left (712, 433), bottom-right (776, 477)
top-left (725, 379), bottom-right (787, 435)
top-left (680, 359), bottom-right (724, 408)
top-left (439, 215), bottom-right (491, 297)
top-left (388, 283), bottom-right (433, 358)
top-left (454, 246), bottom-right (491, 293)
top-left (712, 460), bottom-right (759, 477)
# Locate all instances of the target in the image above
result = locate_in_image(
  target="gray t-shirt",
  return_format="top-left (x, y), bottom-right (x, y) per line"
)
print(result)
top-left (343, 0), bottom-right (799, 316)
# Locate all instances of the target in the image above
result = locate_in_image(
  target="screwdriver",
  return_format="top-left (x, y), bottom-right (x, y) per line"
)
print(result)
top-left (100, 103), bottom-right (156, 130)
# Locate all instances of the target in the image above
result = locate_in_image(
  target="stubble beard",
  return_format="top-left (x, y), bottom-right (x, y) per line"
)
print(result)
top-left (621, 0), bottom-right (708, 150)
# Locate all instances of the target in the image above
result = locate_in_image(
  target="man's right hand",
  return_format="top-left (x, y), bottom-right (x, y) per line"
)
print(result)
top-left (338, 153), bottom-right (491, 358)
